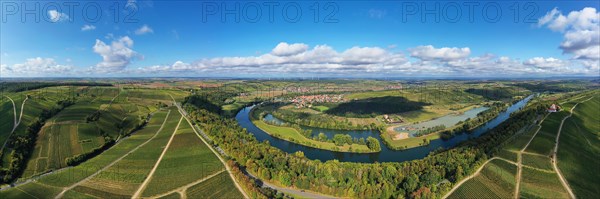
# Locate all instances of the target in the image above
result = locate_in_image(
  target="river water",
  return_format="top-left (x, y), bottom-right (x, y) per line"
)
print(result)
top-left (235, 95), bottom-right (533, 163)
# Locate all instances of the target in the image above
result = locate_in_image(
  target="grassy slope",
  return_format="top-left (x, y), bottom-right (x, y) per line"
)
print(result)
top-left (557, 96), bottom-right (600, 198)
top-left (253, 119), bottom-right (373, 153)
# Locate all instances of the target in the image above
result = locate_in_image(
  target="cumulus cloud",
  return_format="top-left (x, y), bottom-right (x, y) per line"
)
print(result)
top-left (1, 57), bottom-right (73, 76)
top-left (271, 42), bottom-right (309, 56)
top-left (523, 57), bottom-right (567, 69)
top-left (129, 43), bottom-right (599, 77)
top-left (538, 7), bottom-right (600, 65)
top-left (81, 25), bottom-right (96, 31)
top-left (48, 10), bottom-right (69, 22)
top-left (92, 36), bottom-right (141, 72)
top-left (409, 45), bottom-right (471, 61)
top-left (135, 43), bottom-right (409, 75)
top-left (135, 25), bottom-right (153, 35)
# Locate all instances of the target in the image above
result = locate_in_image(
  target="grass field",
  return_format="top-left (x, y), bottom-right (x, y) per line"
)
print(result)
top-left (185, 172), bottom-right (244, 199)
top-left (449, 159), bottom-right (516, 199)
top-left (557, 96), bottom-right (600, 198)
top-left (253, 119), bottom-right (373, 153)
top-left (141, 119), bottom-right (224, 197)
top-left (520, 167), bottom-right (569, 198)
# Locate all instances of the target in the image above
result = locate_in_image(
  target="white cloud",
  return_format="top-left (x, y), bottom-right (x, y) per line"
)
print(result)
top-left (409, 45), bottom-right (471, 61)
top-left (92, 36), bottom-right (141, 72)
top-left (538, 7), bottom-right (600, 63)
top-left (135, 25), bottom-right (153, 35)
top-left (130, 43), bottom-right (598, 77)
top-left (271, 42), bottom-right (309, 56)
top-left (523, 57), bottom-right (567, 69)
top-left (48, 10), bottom-right (69, 22)
top-left (1, 57), bottom-right (73, 76)
top-left (368, 9), bottom-right (387, 19)
top-left (81, 25), bottom-right (96, 31)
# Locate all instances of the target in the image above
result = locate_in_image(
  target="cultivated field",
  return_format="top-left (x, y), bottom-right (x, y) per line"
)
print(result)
top-left (557, 96), bottom-right (600, 198)
top-left (448, 159), bottom-right (517, 199)
top-left (140, 118), bottom-right (226, 197)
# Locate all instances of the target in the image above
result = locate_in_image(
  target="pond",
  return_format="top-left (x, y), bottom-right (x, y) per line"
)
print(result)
top-left (236, 95), bottom-right (533, 163)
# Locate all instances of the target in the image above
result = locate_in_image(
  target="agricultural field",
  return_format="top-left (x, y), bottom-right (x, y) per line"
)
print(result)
top-left (185, 172), bottom-right (244, 199)
top-left (448, 159), bottom-right (517, 199)
top-left (557, 96), bottom-right (600, 198)
top-left (520, 167), bottom-right (569, 198)
top-left (68, 109), bottom-right (179, 198)
top-left (522, 153), bottom-right (553, 171)
top-left (140, 118), bottom-right (226, 197)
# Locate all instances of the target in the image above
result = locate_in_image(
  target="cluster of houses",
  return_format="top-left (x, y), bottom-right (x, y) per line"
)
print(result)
top-left (290, 94), bottom-right (345, 108)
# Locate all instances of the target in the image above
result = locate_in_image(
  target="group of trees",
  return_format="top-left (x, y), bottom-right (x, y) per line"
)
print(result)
top-left (414, 125), bottom-right (446, 137)
top-left (0, 99), bottom-right (74, 183)
top-left (183, 92), bottom-right (549, 198)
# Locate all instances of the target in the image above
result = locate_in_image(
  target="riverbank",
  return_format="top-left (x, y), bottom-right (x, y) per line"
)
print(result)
top-left (253, 119), bottom-right (377, 153)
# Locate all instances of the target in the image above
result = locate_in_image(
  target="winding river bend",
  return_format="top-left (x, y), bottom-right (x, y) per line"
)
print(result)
top-left (236, 95), bottom-right (533, 163)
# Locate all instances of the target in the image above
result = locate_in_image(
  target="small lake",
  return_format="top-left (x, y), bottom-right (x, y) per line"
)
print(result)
top-left (236, 95), bottom-right (533, 163)
top-left (394, 106), bottom-right (489, 137)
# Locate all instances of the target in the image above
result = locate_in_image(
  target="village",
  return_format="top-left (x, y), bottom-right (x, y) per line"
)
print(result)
top-left (290, 94), bottom-right (345, 108)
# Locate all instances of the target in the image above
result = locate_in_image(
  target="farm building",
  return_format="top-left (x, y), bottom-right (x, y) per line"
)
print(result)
top-left (547, 104), bottom-right (560, 112)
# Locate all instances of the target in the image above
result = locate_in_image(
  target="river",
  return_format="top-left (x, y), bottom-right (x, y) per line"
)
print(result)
top-left (235, 95), bottom-right (533, 163)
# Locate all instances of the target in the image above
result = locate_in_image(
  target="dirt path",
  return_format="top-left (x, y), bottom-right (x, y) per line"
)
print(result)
top-left (552, 97), bottom-right (593, 199)
top-left (514, 113), bottom-right (549, 199)
top-left (54, 110), bottom-right (172, 199)
top-left (132, 115), bottom-right (183, 198)
top-left (168, 94), bottom-right (249, 199)
top-left (148, 169), bottom-right (226, 198)
top-left (444, 113), bottom-right (547, 199)
top-left (1, 95), bottom-right (28, 151)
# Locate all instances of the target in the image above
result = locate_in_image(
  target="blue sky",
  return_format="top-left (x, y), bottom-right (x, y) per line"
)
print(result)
top-left (0, 0), bottom-right (599, 78)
